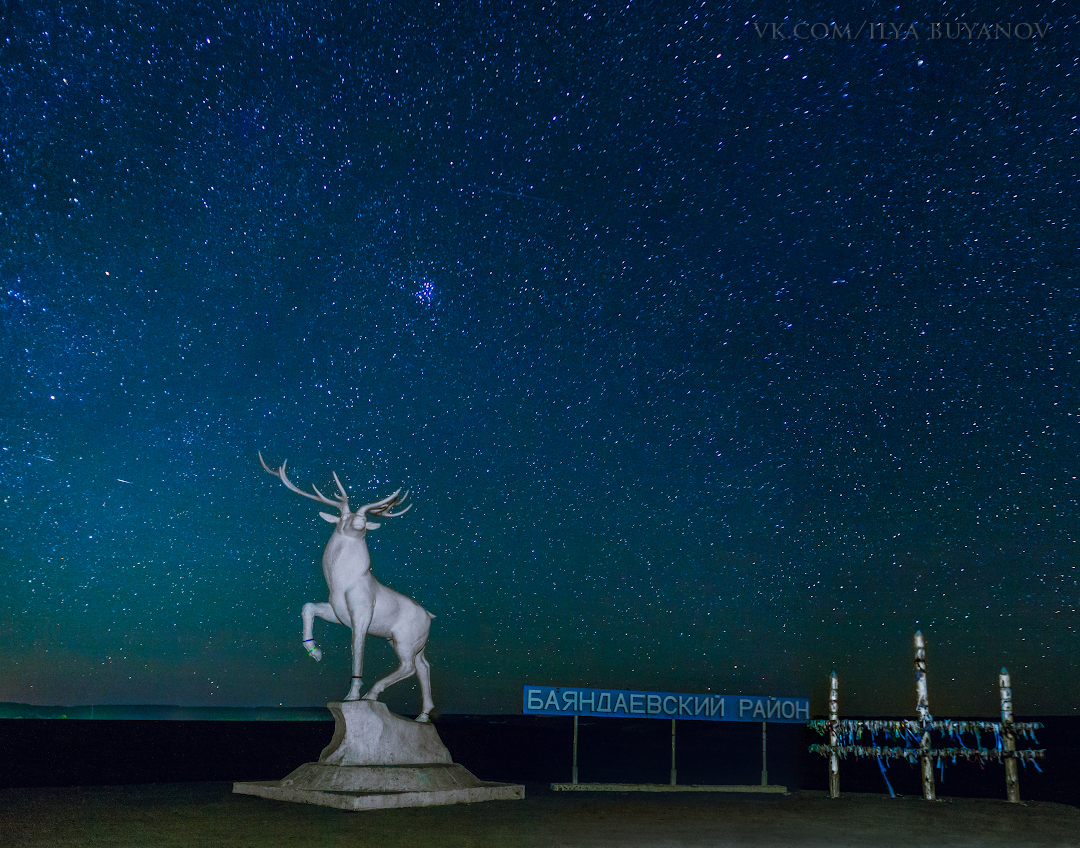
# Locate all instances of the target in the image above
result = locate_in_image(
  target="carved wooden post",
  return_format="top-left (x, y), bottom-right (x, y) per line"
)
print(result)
top-left (1000, 667), bottom-right (1020, 803)
top-left (914, 630), bottom-right (936, 800)
top-left (828, 670), bottom-right (840, 798)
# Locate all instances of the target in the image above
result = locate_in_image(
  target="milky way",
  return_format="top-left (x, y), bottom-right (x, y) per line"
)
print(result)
top-left (1, 3), bottom-right (1077, 716)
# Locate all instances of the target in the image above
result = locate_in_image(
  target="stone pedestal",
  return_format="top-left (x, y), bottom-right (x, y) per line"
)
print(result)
top-left (233, 701), bottom-right (524, 811)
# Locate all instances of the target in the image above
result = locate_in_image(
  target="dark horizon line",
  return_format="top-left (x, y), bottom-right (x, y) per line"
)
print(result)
top-left (2, 703), bottom-right (1076, 721)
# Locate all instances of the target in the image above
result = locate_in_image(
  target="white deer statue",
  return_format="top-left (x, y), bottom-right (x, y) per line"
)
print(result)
top-left (259, 452), bottom-right (435, 721)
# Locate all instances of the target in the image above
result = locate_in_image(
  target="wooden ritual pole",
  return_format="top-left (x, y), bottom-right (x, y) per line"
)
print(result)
top-left (914, 630), bottom-right (936, 800)
top-left (1000, 667), bottom-right (1020, 803)
top-left (828, 670), bottom-right (840, 798)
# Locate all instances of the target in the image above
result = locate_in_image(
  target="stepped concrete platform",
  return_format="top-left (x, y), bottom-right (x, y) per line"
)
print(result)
top-left (552, 782), bottom-right (787, 793)
top-left (232, 700), bottom-right (523, 810)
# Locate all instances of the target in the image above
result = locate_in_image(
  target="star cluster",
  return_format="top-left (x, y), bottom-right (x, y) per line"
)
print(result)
top-left (1, 2), bottom-right (1077, 715)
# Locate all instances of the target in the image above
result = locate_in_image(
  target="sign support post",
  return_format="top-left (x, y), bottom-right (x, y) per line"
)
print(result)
top-left (761, 722), bottom-right (768, 786)
top-left (572, 714), bottom-right (579, 785)
top-left (670, 719), bottom-right (677, 786)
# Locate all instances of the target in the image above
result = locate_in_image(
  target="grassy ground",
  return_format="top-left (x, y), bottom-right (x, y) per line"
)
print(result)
top-left (2, 783), bottom-right (1078, 848)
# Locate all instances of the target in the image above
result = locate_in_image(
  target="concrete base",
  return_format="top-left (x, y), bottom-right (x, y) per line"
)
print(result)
top-left (233, 701), bottom-right (524, 810)
top-left (551, 782), bottom-right (787, 793)
top-left (318, 701), bottom-right (452, 766)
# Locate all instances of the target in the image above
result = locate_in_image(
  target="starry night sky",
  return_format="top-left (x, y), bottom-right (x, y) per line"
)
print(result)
top-left (1, 2), bottom-right (1077, 717)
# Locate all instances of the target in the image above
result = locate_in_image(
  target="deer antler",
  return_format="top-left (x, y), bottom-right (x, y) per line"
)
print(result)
top-left (357, 489), bottom-right (411, 518)
top-left (259, 452), bottom-right (349, 512)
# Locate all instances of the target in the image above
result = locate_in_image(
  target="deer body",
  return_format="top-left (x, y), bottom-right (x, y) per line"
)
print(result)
top-left (261, 453), bottom-right (435, 721)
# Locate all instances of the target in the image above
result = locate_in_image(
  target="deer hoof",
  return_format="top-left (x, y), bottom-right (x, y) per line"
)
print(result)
top-left (415, 713), bottom-right (430, 723)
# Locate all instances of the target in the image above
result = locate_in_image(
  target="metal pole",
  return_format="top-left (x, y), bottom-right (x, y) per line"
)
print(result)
top-left (572, 714), bottom-right (579, 785)
top-left (915, 630), bottom-right (936, 801)
top-left (761, 721), bottom-right (768, 786)
top-left (1000, 667), bottom-right (1020, 803)
top-left (828, 670), bottom-right (839, 798)
top-left (670, 719), bottom-right (677, 786)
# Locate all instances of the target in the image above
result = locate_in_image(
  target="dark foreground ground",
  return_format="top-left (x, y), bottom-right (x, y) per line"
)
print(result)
top-left (2, 782), bottom-right (1078, 848)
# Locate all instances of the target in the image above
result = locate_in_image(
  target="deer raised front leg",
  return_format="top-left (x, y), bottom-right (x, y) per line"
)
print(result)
top-left (302, 602), bottom-right (342, 662)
